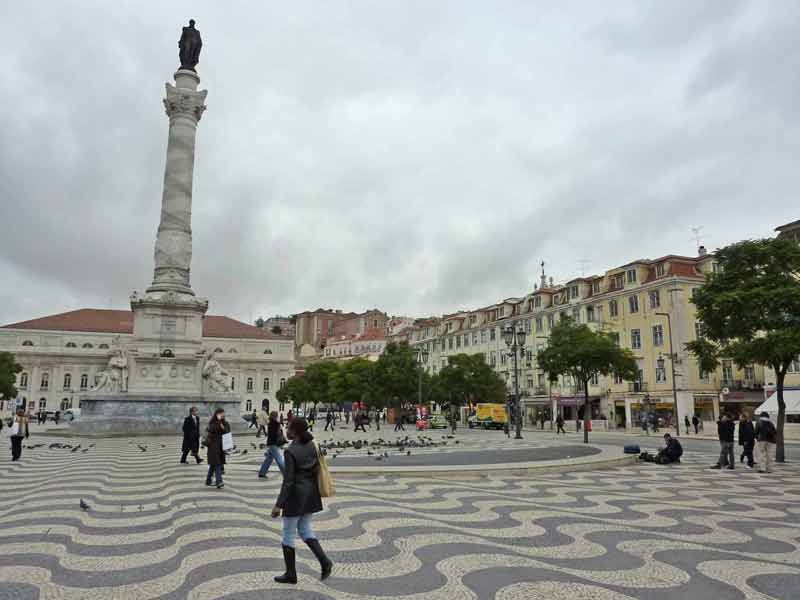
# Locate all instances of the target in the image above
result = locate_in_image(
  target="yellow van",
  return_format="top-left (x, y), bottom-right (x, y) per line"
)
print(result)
top-left (469, 403), bottom-right (508, 429)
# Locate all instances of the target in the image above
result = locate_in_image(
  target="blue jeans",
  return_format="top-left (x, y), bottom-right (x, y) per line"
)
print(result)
top-left (282, 513), bottom-right (315, 547)
top-left (206, 463), bottom-right (223, 485)
top-left (258, 445), bottom-right (285, 477)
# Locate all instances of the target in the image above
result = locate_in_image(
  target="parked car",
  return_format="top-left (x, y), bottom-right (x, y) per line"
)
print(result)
top-left (64, 408), bottom-right (81, 421)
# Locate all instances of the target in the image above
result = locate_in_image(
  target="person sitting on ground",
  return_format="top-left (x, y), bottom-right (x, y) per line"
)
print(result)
top-left (655, 433), bottom-right (683, 464)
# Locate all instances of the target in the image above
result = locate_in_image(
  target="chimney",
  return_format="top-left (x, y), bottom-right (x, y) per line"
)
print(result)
top-left (698, 245), bottom-right (707, 256)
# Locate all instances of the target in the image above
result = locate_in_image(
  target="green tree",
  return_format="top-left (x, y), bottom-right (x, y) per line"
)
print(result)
top-left (303, 361), bottom-right (340, 408)
top-left (372, 342), bottom-right (419, 411)
top-left (0, 352), bottom-right (22, 402)
top-left (271, 325), bottom-right (283, 335)
top-left (438, 353), bottom-right (506, 407)
top-left (686, 238), bottom-right (800, 462)
top-left (537, 319), bottom-right (638, 443)
top-left (276, 375), bottom-right (312, 409)
top-left (254, 317), bottom-right (265, 328)
top-left (330, 358), bottom-right (375, 408)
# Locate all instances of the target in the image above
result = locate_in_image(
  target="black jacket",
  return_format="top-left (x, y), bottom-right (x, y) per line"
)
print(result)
top-left (266, 420), bottom-right (283, 446)
top-left (717, 420), bottom-right (735, 443)
top-left (182, 415), bottom-right (201, 451)
top-left (738, 420), bottom-right (755, 446)
top-left (276, 438), bottom-right (323, 517)
top-left (206, 418), bottom-right (230, 466)
top-left (664, 438), bottom-right (683, 461)
top-left (755, 418), bottom-right (777, 444)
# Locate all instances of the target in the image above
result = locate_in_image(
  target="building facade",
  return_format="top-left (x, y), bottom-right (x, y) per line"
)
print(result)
top-left (0, 309), bottom-right (295, 417)
top-left (322, 329), bottom-right (387, 362)
top-left (393, 251), bottom-right (767, 430)
top-left (293, 308), bottom-right (388, 355)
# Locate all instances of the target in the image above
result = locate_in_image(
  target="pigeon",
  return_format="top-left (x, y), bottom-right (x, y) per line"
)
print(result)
top-left (250, 443), bottom-right (257, 449)
top-left (407, 451), bottom-right (411, 456)
top-left (88, 444), bottom-right (96, 448)
top-left (71, 445), bottom-right (81, 453)
top-left (160, 444), bottom-right (166, 448)
top-left (82, 448), bottom-right (89, 453)
top-left (241, 449), bottom-right (248, 455)
top-left (137, 445), bottom-right (147, 452)
top-left (367, 451), bottom-right (374, 456)
top-left (79, 499), bottom-right (90, 511)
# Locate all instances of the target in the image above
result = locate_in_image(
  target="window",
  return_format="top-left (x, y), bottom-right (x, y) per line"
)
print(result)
top-left (628, 294), bottom-right (639, 313)
top-left (722, 360), bottom-right (733, 385)
top-left (609, 300), bottom-right (618, 317)
top-left (246, 398), bottom-right (253, 412)
top-left (214, 347), bottom-right (224, 353)
top-left (456, 336), bottom-right (461, 349)
top-left (569, 285), bottom-right (579, 299)
top-left (246, 377), bottom-right (254, 392)
top-left (631, 329), bottom-right (642, 350)
top-left (592, 280), bottom-right (601, 294)
top-left (230, 377), bottom-right (236, 391)
top-left (448, 337), bottom-right (454, 350)
top-left (63, 373), bottom-right (72, 390)
top-left (473, 332), bottom-right (479, 344)
top-left (656, 263), bottom-right (665, 277)
top-left (649, 290), bottom-right (660, 309)
top-left (22, 340), bottom-right (33, 346)
top-left (626, 269), bottom-right (637, 283)
top-left (61, 398), bottom-right (71, 410)
top-left (500, 352), bottom-right (507, 366)
top-left (655, 362), bottom-right (667, 383)
top-left (525, 319), bottom-right (532, 334)
top-left (611, 274), bottom-right (624, 289)
top-left (98, 343), bottom-right (109, 349)
top-left (490, 328), bottom-right (496, 341)
top-left (535, 317), bottom-right (543, 332)
top-left (586, 306), bottom-right (595, 322)
top-left (699, 365), bottom-right (709, 382)
top-left (712, 262), bottom-right (722, 274)
top-left (610, 332), bottom-right (620, 346)
top-left (547, 314), bottom-right (555, 329)
top-left (489, 352), bottom-right (497, 367)
top-left (80, 374), bottom-right (88, 390)
top-left (694, 321), bottom-right (704, 340)
top-left (744, 365), bottom-right (755, 382)
top-left (790, 356), bottom-right (800, 373)
top-left (480, 329), bottom-right (487, 343)
top-left (590, 372), bottom-right (599, 385)
top-left (463, 334), bottom-right (469, 348)
top-left (39, 398), bottom-right (47, 409)
top-left (263, 378), bottom-right (270, 392)
top-left (65, 342), bottom-right (77, 348)
top-left (572, 307), bottom-right (580, 322)
top-left (652, 324), bottom-right (664, 346)
top-left (614, 372), bottom-right (624, 384)
top-left (19, 373), bottom-right (28, 389)
top-left (280, 378), bottom-right (286, 389)
top-left (526, 377), bottom-right (533, 389)
top-left (526, 350), bottom-right (533, 365)
top-left (40, 372), bottom-right (49, 390)
top-left (533, 296), bottom-right (542, 308)
top-left (82, 343), bottom-right (93, 349)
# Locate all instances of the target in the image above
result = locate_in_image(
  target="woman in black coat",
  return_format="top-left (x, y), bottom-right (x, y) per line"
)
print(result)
top-left (205, 408), bottom-right (230, 488)
top-left (271, 417), bottom-right (332, 584)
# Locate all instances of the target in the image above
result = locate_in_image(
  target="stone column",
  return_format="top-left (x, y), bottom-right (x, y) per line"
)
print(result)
top-left (147, 70), bottom-right (207, 296)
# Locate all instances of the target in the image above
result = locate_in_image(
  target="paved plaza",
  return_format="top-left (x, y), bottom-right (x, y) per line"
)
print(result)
top-left (1, 428), bottom-right (798, 599)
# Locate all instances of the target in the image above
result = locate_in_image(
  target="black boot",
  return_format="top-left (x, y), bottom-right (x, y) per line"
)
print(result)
top-left (305, 538), bottom-right (333, 580)
top-left (274, 545), bottom-right (297, 584)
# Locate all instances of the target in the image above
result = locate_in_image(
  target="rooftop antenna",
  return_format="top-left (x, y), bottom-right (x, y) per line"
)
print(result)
top-left (690, 226), bottom-right (704, 248)
top-left (577, 259), bottom-right (590, 277)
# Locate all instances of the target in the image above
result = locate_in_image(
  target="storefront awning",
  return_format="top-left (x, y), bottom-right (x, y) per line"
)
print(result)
top-left (755, 388), bottom-right (800, 416)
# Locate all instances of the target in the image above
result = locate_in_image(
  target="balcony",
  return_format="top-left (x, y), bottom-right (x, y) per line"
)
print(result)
top-left (534, 386), bottom-right (547, 396)
top-left (628, 382), bottom-right (648, 393)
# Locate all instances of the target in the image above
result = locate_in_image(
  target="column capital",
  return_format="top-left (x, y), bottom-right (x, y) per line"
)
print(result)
top-left (163, 83), bottom-right (207, 121)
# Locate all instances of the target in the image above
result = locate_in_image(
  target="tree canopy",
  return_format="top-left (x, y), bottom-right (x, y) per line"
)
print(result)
top-left (0, 352), bottom-right (22, 401)
top-left (437, 353), bottom-right (506, 406)
top-left (371, 342), bottom-right (419, 408)
top-left (537, 318), bottom-right (638, 442)
top-left (686, 238), bottom-right (800, 462)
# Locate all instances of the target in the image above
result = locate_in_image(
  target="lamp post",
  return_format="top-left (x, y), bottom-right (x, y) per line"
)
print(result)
top-left (503, 323), bottom-right (527, 439)
top-left (655, 311), bottom-right (680, 436)
top-left (416, 345), bottom-right (429, 408)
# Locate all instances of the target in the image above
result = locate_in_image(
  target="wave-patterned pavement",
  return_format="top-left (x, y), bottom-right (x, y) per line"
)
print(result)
top-left (1, 436), bottom-right (798, 599)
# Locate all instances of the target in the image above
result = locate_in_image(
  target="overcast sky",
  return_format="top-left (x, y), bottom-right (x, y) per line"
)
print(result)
top-left (1, 1), bottom-right (798, 326)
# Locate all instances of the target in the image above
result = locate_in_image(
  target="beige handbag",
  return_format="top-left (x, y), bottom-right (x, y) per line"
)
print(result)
top-left (314, 442), bottom-right (335, 498)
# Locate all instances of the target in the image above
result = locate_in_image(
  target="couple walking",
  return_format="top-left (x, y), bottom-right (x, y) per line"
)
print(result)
top-left (259, 414), bottom-right (334, 584)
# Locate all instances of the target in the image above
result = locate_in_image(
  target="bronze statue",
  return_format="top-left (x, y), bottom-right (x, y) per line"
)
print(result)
top-left (178, 19), bottom-right (202, 71)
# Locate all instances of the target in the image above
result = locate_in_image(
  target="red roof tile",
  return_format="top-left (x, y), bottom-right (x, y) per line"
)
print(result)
top-left (1, 309), bottom-right (281, 340)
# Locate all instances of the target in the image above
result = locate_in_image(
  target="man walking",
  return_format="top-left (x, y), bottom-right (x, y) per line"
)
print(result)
top-left (354, 412), bottom-right (368, 433)
top-left (555, 414), bottom-right (566, 435)
top-left (738, 413), bottom-right (755, 469)
top-left (684, 415), bottom-right (691, 435)
top-left (394, 409), bottom-right (405, 432)
top-left (374, 409), bottom-right (381, 431)
top-left (710, 414), bottom-right (735, 470)
top-left (180, 406), bottom-right (203, 464)
top-left (248, 409), bottom-right (258, 430)
top-left (324, 410), bottom-right (335, 431)
top-left (754, 411), bottom-right (777, 474)
top-left (692, 414), bottom-right (700, 435)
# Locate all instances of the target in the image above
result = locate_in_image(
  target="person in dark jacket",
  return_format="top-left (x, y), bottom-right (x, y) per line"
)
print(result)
top-left (205, 408), bottom-right (230, 488)
top-left (9, 409), bottom-right (30, 461)
top-left (556, 414), bottom-right (566, 435)
top-left (324, 410), bottom-right (335, 431)
top-left (271, 417), bottom-right (332, 584)
top-left (692, 414), bottom-right (700, 434)
top-left (656, 433), bottom-right (683, 464)
top-left (181, 406), bottom-right (203, 464)
top-left (738, 413), bottom-right (755, 469)
top-left (754, 411), bottom-right (777, 473)
top-left (711, 414), bottom-right (735, 470)
top-left (258, 411), bottom-right (286, 478)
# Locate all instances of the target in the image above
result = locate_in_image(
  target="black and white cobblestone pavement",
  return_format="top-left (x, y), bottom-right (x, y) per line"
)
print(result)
top-left (1, 428), bottom-right (798, 599)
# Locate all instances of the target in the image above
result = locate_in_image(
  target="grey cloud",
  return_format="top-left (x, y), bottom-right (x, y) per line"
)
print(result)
top-left (1, 1), bottom-right (799, 326)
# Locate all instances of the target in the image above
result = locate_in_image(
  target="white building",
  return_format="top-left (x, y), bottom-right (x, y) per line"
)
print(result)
top-left (323, 330), bottom-right (387, 362)
top-left (0, 309), bottom-right (295, 416)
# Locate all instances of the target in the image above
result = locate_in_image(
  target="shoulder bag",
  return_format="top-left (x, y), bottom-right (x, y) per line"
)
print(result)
top-left (314, 441), bottom-right (335, 498)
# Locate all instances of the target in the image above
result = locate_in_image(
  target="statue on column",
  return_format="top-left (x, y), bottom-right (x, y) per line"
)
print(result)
top-left (202, 349), bottom-right (230, 392)
top-left (92, 348), bottom-right (130, 393)
top-left (178, 19), bottom-right (202, 71)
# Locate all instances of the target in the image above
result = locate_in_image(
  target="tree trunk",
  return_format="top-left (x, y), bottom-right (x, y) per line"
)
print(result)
top-left (583, 378), bottom-right (590, 444)
top-left (776, 369), bottom-right (786, 463)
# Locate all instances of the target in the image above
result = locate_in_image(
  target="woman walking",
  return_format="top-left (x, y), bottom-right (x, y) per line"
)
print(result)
top-left (205, 408), bottom-right (230, 488)
top-left (258, 411), bottom-right (286, 478)
top-left (271, 417), bottom-right (332, 584)
top-left (9, 409), bottom-right (29, 461)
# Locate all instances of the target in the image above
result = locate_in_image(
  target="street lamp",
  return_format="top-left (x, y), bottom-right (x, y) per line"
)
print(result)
top-left (416, 346), bottom-right (429, 407)
top-left (655, 311), bottom-right (680, 436)
top-left (503, 322), bottom-right (526, 439)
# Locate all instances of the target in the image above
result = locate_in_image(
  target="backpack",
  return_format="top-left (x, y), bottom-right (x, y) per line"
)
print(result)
top-left (759, 420), bottom-right (777, 443)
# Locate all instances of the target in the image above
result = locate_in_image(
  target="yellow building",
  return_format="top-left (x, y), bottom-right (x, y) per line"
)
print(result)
top-left (398, 249), bottom-right (767, 431)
